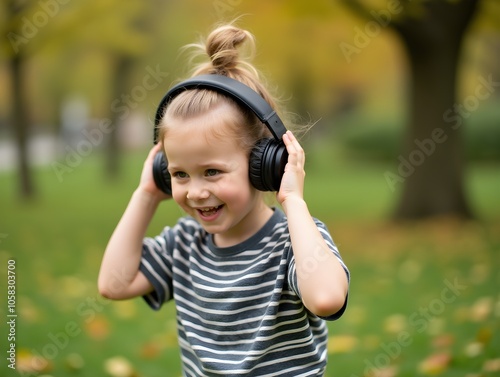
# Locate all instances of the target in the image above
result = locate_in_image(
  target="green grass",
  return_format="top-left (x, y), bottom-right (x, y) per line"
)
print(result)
top-left (0, 148), bottom-right (499, 377)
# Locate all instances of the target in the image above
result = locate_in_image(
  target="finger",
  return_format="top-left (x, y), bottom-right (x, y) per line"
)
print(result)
top-left (283, 133), bottom-right (298, 166)
top-left (153, 141), bottom-right (164, 153)
top-left (148, 142), bottom-right (163, 159)
top-left (284, 131), bottom-right (304, 168)
top-left (284, 131), bottom-right (300, 152)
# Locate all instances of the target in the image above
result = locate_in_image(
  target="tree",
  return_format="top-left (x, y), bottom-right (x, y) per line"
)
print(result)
top-left (0, 0), bottom-right (155, 197)
top-left (2, 1), bottom-right (37, 198)
top-left (70, 1), bottom-right (154, 178)
top-left (340, 0), bottom-right (482, 219)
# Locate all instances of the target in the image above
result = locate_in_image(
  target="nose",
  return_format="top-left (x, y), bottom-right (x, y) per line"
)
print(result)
top-left (186, 178), bottom-right (210, 201)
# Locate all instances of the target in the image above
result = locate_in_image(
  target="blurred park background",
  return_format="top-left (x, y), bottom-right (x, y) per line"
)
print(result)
top-left (0, 0), bottom-right (499, 376)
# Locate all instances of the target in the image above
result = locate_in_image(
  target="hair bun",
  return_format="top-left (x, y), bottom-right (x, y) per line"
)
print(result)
top-left (205, 25), bottom-right (253, 73)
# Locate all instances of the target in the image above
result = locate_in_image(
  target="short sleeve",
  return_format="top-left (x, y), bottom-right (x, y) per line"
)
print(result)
top-left (287, 218), bottom-right (350, 321)
top-left (139, 227), bottom-right (175, 310)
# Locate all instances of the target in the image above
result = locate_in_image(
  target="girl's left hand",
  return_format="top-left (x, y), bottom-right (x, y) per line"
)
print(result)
top-left (277, 131), bottom-right (306, 206)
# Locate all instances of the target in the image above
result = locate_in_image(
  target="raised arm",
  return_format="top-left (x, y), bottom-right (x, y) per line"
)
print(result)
top-left (278, 131), bottom-right (349, 318)
top-left (98, 143), bottom-right (170, 300)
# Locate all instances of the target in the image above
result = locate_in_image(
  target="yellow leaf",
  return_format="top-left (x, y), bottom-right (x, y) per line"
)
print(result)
top-left (65, 353), bottom-right (85, 371)
top-left (140, 341), bottom-right (162, 359)
top-left (19, 296), bottom-right (42, 324)
top-left (476, 326), bottom-right (493, 345)
top-left (113, 300), bottom-right (137, 319)
top-left (367, 366), bottom-right (399, 377)
top-left (327, 334), bottom-right (358, 354)
top-left (464, 341), bottom-right (483, 358)
top-left (470, 297), bottom-right (493, 322)
top-left (418, 352), bottom-right (452, 375)
top-left (483, 358), bottom-right (500, 372)
top-left (104, 356), bottom-right (137, 377)
top-left (17, 349), bottom-right (53, 374)
top-left (383, 314), bottom-right (407, 334)
top-left (431, 334), bottom-right (455, 349)
top-left (85, 315), bottom-right (111, 340)
top-left (59, 276), bottom-right (88, 298)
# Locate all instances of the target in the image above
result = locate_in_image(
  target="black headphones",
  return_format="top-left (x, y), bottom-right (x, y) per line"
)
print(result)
top-left (152, 74), bottom-right (288, 195)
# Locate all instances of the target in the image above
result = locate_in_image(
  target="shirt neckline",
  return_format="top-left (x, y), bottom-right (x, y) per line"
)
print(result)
top-left (207, 208), bottom-right (284, 257)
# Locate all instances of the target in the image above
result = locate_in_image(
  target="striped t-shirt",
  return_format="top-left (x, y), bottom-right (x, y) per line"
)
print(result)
top-left (140, 208), bottom-right (349, 376)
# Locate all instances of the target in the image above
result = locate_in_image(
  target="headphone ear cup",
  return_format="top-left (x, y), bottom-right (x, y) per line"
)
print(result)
top-left (152, 150), bottom-right (172, 195)
top-left (249, 138), bottom-right (288, 192)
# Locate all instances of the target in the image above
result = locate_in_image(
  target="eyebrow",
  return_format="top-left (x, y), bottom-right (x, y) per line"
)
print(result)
top-left (167, 160), bottom-right (232, 171)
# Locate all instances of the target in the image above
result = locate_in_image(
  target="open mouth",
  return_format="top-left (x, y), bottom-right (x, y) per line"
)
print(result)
top-left (196, 205), bottom-right (224, 220)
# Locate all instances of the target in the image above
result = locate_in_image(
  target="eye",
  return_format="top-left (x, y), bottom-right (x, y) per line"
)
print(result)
top-left (205, 169), bottom-right (220, 177)
top-left (172, 171), bottom-right (189, 179)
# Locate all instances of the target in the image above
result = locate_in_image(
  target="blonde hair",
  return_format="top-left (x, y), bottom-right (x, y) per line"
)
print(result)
top-left (157, 23), bottom-right (285, 153)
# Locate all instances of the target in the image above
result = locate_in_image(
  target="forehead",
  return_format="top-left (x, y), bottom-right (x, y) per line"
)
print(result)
top-left (163, 108), bottom-right (246, 165)
top-left (164, 100), bottom-right (242, 139)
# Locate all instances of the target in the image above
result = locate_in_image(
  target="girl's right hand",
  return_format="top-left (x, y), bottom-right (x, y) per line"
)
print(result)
top-left (138, 143), bottom-right (171, 202)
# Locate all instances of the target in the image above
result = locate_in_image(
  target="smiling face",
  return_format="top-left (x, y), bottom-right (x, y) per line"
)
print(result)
top-left (163, 102), bottom-right (273, 247)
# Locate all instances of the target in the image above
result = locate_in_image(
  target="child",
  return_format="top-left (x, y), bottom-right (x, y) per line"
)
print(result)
top-left (98, 23), bottom-right (349, 376)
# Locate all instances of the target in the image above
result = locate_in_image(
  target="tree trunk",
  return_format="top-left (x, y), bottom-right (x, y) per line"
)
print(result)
top-left (11, 53), bottom-right (35, 199)
top-left (394, 29), bottom-right (472, 218)
top-left (392, 0), bottom-right (479, 220)
top-left (106, 55), bottom-right (135, 179)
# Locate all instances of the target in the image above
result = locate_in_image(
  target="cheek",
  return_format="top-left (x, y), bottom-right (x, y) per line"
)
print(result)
top-left (216, 180), bottom-right (255, 207)
top-left (171, 185), bottom-right (186, 206)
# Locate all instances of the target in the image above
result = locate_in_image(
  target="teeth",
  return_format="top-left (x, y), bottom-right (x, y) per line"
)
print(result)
top-left (200, 206), bottom-right (217, 212)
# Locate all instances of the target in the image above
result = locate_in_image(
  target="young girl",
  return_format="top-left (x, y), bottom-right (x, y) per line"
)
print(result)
top-left (98, 24), bottom-right (349, 376)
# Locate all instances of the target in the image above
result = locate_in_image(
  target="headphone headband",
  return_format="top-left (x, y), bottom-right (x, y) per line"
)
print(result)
top-left (153, 74), bottom-right (287, 143)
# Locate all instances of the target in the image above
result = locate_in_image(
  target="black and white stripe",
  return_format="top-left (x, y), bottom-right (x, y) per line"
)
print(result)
top-left (140, 209), bottom-right (349, 376)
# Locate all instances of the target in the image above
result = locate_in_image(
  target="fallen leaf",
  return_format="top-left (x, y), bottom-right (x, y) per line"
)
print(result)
top-left (59, 276), bottom-right (88, 298)
top-left (65, 352), bottom-right (85, 371)
top-left (476, 326), bottom-right (492, 345)
top-left (113, 300), bottom-right (137, 319)
top-left (104, 356), bottom-right (137, 377)
top-left (483, 358), bottom-right (500, 372)
top-left (18, 296), bottom-right (42, 324)
top-left (383, 314), bottom-right (407, 334)
top-left (16, 349), bottom-right (53, 374)
top-left (327, 334), bottom-right (358, 354)
top-left (464, 341), bottom-right (483, 358)
top-left (367, 366), bottom-right (399, 377)
top-left (418, 352), bottom-right (452, 375)
top-left (431, 334), bottom-right (455, 349)
top-left (85, 315), bottom-right (111, 340)
top-left (470, 297), bottom-right (493, 322)
top-left (140, 341), bottom-right (162, 359)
